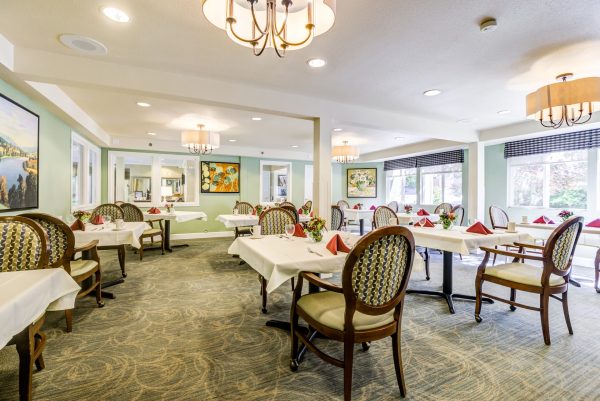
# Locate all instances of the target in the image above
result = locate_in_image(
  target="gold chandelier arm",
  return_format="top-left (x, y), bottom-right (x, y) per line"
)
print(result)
top-left (228, 20), bottom-right (267, 45)
top-left (250, 2), bottom-right (268, 36)
top-left (275, 25), bottom-right (314, 47)
top-left (275, 6), bottom-right (289, 36)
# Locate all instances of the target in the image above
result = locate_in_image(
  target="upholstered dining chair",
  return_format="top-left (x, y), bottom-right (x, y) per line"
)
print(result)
top-left (433, 202), bottom-right (453, 215)
top-left (489, 205), bottom-right (523, 265)
top-left (120, 203), bottom-right (164, 260)
top-left (233, 201), bottom-right (255, 238)
top-left (21, 213), bottom-right (103, 332)
top-left (302, 200), bottom-right (313, 213)
top-left (475, 216), bottom-right (583, 345)
top-left (451, 204), bottom-right (465, 226)
top-left (387, 200), bottom-right (399, 213)
top-left (91, 204), bottom-right (127, 277)
top-left (281, 205), bottom-right (300, 224)
top-left (280, 201), bottom-right (296, 208)
top-left (0, 216), bottom-right (50, 398)
top-left (331, 205), bottom-right (344, 231)
top-left (337, 199), bottom-right (350, 209)
top-left (257, 207), bottom-right (296, 312)
top-left (290, 226), bottom-right (416, 401)
top-left (374, 206), bottom-right (398, 229)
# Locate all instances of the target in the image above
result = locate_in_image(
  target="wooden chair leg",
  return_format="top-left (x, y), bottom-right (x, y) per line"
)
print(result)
top-left (290, 305), bottom-right (299, 372)
top-left (562, 290), bottom-right (573, 335)
top-left (423, 249), bottom-right (430, 280)
top-left (509, 288), bottom-right (517, 311)
top-left (540, 292), bottom-right (551, 345)
top-left (139, 240), bottom-right (144, 261)
top-left (118, 246), bottom-right (127, 277)
top-left (161, 234), bottom-right (165, 255)
top-left (33, 333), bottom-right (45, 371)
top-left (290, 277), bottom-right (295, 291)
top-left (261, 277), bottom-right (268, 314)
top-left (343, 338), bottom-right (354, 401)
top-left (391, 331), bottom-right (406, 397)
top-left (65, 309), bottom-right (73, 333)
top-left (15, 330), bottom-right (34, 401)
top-left (492, 245), bottom-right (498, 265)
top-left (95, 269), bottom-right (104, 307)
top-left (474, 276), bottom-right (483, 323)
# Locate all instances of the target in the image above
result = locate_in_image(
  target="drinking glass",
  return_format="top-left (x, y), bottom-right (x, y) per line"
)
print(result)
top-left (285, 223), bottom-right (295, 239)
top-left (104, 215), bottom-right (112, 226)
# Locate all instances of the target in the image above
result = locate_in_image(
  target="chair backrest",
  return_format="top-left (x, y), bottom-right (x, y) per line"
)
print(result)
top-left (280, 201), bottom-right (295, 208)
top-left (303, 200), bottom-right (313, 212)
top-left (258, 207), bottom-right (296, 235)
top-left (451, 205), bottom-right (465, 226)
top-left (387, 201), bottom-right (399, 213)
top-left (114, 201), bottom-right (125, 206)
top-left (0, 216), bottom-right (49, 272)
top-left (281, 205), bottom-right (300, 224)
top-left (337, 200), bottom-right (350, 210)
top-left (489, 205), bottom-right (509, 229)
top-left (543, 216), bottom-right (583, 278)
top-left (331, 205), bottom-right (344, 231)
top-left (235, 201), bottom-right (254, 215)
top-left (341, 226), bottom-right (415, 320)
top-left (92, 203), bottom-right (124, 220)
top-left (374, 206), bottom-right (398, 229)
top-left (120, 203), bottom-right (144, 222)
top-left (434, 203), bottom-right (453, 214)
top-left (20, 213), bottom-right (74, 268)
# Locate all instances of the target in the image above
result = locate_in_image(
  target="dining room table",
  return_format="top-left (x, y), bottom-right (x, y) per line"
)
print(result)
top-left (406, 225), bottom-right (534, 313)
top-left (0, 269), bottom-right (80, 401)
top-left (343, 208), bottom-right (374, 235)
top-left (396, 212), bottom-right (440, 225)
top-left (143, 210), bottom-right (208, 252)
top-left (216, 213), bottom-right (310, 230)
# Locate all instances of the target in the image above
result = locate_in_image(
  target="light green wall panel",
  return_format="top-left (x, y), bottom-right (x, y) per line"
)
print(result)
top-left (484, 144), bottom-right (507, 225)
top-left (336, 162), bottom-right (386, 208)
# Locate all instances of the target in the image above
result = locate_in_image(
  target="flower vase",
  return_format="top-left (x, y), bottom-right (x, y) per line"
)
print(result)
top-left (442, 221), bottom-right (452, 230)
top-left (309, 230), bottom-right (323, 243)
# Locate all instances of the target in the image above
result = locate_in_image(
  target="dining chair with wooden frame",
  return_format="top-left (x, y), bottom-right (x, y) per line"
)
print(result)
top-left (290, 226), bottom-right (416, 401)
top-left (21, 213), bottom-right (104, 332)
top-left (91, 204), bottom-right (127, 277)
top-left (337, 200), bottom-right (352, 230)
top-left (474, 216), bottom-right (583, 345)
top-left (387, 200), bottom-right (399, 213)
top-left (120, 203), bottom-right (164, 260)
top-left (331, 205), bottom-right (344, 231)
top-left (281, 205), bottom-right (300, 224)
top-left (233, 201), bottom-right (255, 238)
top-left (433, 202), bottom-right (453, 215)
top-left (373, 206), bottom-right (398, 229)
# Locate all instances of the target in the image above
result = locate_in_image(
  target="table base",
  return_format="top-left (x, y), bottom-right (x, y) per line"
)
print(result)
top-left (406, 289), bottom-right (493, 314)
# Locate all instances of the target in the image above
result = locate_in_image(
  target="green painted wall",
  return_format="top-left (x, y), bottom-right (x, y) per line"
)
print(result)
top-left (336, 162), bottom-right (386, 208)
top-left (0, 77), bottom-right (72, 219)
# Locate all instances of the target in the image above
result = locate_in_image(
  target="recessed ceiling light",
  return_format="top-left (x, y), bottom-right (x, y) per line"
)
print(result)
top-left (291, 145), bottom-right (299, 148)
top-left (480, 18), bottom-right (498, 33)
top-left (395, 136), bottom-right (403, 141)
top-left (423, 89), bottom-right (442, 97)
top-left (497, 109), bottom-right (511, 115)
top-left (102, 7), bottom-right (130, 23)
top-left (333, 128), bottom-right (343, 132)
top-left (252, 117), bottom-right (262, 121)
top-left (307, 58), bottom-right (327, 68)
top-left (228, 139), bottom-right (237, 142)
top-left (136, 102), bottom-right (151, 107)
top-left (147, 132), bottom-right (156, 136)
top-left (58, 34), bottom-right (108, 55)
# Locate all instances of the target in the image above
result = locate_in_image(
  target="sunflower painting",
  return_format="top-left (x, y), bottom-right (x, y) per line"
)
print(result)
top-left (201, 161), bottom-right (240, 193)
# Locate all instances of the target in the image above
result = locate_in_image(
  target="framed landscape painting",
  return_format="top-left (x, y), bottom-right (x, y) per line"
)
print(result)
top-left (0, 93), bottom-right (39, 212)
top-left (347, 168), bottom-right (377, 198)
top-left (201, 161), bottom-right (240, 193)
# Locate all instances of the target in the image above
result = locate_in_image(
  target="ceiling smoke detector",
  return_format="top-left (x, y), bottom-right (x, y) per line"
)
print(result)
top-left (480, 18), bottom-right (498, 33)
top-left (59, 34), bottom-right (108, 55)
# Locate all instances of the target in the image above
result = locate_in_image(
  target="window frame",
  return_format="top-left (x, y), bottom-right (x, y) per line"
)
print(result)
top-left (385, 168), bottom-right (417, 205)
top-left (419, 163), bottom-right (463, 206)
top-left (71, 132), bottom-right (101, 212)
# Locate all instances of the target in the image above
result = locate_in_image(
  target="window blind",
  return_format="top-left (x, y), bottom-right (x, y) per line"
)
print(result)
top-left (504, 128), bottom-right (600, 158)
top-left (384, 150), bottom-right (464, 171)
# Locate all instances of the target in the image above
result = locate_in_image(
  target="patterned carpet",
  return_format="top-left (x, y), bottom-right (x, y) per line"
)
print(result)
top-left (1, 238), bottom-right (599, 401)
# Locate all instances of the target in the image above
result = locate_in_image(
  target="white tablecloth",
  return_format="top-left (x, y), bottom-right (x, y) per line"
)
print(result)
top-left (73, 221), bottom-right (149, 248)
top-left (216, 214), bottom-right (310, 228)
top-left (343, 209), bottom-right (374, 221)
top-left (228, 231), bottom-right (424, 293)
top-left (396, 213), bottom-right (440, 225)
top-left (143, 210), bottom-right (207, 223)
top-left (408, 226), bottom-right (533, 255)
top-left (516, 223), bottom-right (600, 248)
top-left (0, 269), bottom-right (80, 348)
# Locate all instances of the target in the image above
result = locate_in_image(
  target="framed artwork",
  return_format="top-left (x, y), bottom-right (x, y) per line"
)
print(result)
top-left (0, 93), bottom-right (39, 212)
top-left (347, 168), bottom-right (377, 198)
top-left (201, 161), bottom-right (240, 193)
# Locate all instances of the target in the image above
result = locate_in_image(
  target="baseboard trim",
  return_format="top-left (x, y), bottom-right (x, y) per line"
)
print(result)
top-left (171, 231), bottom-right (234, 240)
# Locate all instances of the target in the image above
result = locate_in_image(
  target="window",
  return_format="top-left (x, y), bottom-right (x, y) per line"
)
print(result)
top-left (420, 163), bottom-right (462, 205)
top-left (108, 151), bottom-right (200, 206)
top-left (386, 168), bottom-right (417, 205)
top-left (71, 133), bottom-right (100, 210)
top-left (508, 150), bottom-right (588, 209)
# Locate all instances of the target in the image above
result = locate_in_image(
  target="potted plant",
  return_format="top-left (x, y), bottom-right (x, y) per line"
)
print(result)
top-left (439, 212), bottom-right (456, 230)
top-left (404, 204), bottom-right (413, 214)
top-left (558, 210), bottom-right (573, 222)
top-left (305, 216), bottom-right (326, 242)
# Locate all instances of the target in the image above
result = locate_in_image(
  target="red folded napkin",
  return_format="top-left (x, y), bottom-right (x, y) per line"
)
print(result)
top-left (293, 223), bottom-right (307, 238)
top-left (417, 209), bottom-right (430, 216)
top-left (414, 218), bottom-right (434, 228)
top-left (70, 219), bottom-right (85, 231)
top-left (353, 204), bottom-right (359, 209)
top-left (310, 211), bottom-right (314, 217)
top-left (532, 215), bottom-right (555, 224)
top-left (370, 205), bottom-right (376, 210)
top-left (586, 219), bottom-right (600, 228)
top-left (298, 208), bottom-right (303, 215)
top-left (325, 234), bottom-right (351, 255)
top-left (148, 207), bottom-right (161, 214)
top-left (466, 221), bottom-right (493, 235)
top-left (90, 215), bottom-right (104, 225)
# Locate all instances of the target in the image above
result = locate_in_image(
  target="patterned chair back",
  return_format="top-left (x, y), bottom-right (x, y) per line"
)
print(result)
top-left (120, 203), bottom-right (144, 222)
top-left (434, 203), bottom-right (453, 215)
top-left (489, 205), bottom-right (509, 229)
top-left (0, 216), bottom-right (49, 272)
top-left (337, 200), bottom-right (350, 210)
top-left (259, 207), bottom-right (296, 235)
top-left (92, 203), bottom-right (124, 221)
top-left (115, 201), bottom-right (125, 206)
top-left (451, 205), bottom-right (465, 226)
top-left (374, 206), bottom-right (398, 229)
top-left (235, 201), bottom-right (254, 215)
top-left (331, 205), bottom-right (344, 231)
top-left (280, 205), bottom-right (299, 223)
top-left (20, 213), bottom-right (74, 268)
top-left (342, 226), bottom-right (415, 316)
top-left (303, 200), bottom-right (313, 212)
top-left (387, 201), bottom-right (399, 213)
top-left (544, 216), bottom-right (583, 277)
top-left (280, 201), bottom-right (296, 209)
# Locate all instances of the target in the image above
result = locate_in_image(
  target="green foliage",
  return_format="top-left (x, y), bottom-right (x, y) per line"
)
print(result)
top-left (549, 189), bottom-right (587, 209)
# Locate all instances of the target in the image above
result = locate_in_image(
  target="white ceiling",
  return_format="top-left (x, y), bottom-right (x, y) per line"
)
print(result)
top-left (1, 0), bottom-right (600, 155)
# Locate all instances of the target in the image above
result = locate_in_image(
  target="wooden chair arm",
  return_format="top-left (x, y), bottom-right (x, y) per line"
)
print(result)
top-left (479, 246), bottom-right (544, 262)
top-left (74, 240), bottom-right (99, 253)
top-left (514, 242), bottom-right (545, 251)
top-left (300, 272), bottom-right (343, 293)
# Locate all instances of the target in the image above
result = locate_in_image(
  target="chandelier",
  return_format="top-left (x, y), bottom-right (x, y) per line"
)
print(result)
top-left (181, 124), bottom-right (220, 155)
top-left (332, 141), bottom-right (359, 164)
top-left (526, 73), bottom-right (600, 129)
top-left (201, 0), bottom-right (336, 57)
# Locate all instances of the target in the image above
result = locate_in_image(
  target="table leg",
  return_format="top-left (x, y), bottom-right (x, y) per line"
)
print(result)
top-left (265, 274), bottom-right (322, 331)
top-left (359, 219), bottom-right (365, 235)
top-left (162, 220), bottom-right (189, 252)
top-left (595, 248), bottom-right (600, 294)
top-left (84, 248), bottom-right (123, 300)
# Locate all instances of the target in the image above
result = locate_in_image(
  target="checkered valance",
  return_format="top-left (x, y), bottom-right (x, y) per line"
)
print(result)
top-left (504, 128), bottom-right (600, 158)
top-left (384, 150), bottom-right (464, 171)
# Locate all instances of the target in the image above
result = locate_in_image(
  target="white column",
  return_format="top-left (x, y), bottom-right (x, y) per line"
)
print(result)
top-left (468, 142), bottom-right (485, 222)
top-left (313, 117), bottom-right (332, 224)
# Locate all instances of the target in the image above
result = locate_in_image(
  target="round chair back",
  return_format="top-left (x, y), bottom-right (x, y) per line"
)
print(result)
top-left (544, 216), bottom-right (583, 277)
top-left (280, 201), bottom-right (296, 209)
top-left (451, 205), bottom-right (465, 226)
top-left (0, 216), bottom-right (49, 272)
top-left (303, 200), bottom-right (313, 212)
top-left (337, 200), bottom-right (350, 210)
top-left (235, 201), bottom-right (254, 215)
top-left (280, 205), bottom-right (299, 223)
top-left (434, 203), bottom-right (453, 215)
top-left (259, 207), bottom-right (296, 235)
top-left (489, 205), bottom-right (509, 229)
top-left (21, 213), bottom-right (74, 268)
top-left (120, 203), bottom-right (144, 222)
top-left (374, 206), bottom-right (398, 228)
top-left (331, 205), bottom-right (344, 230)
top-left (387, 201), bottom-right (399, 213)
top-left (92, 203), bottom-right (124, 221)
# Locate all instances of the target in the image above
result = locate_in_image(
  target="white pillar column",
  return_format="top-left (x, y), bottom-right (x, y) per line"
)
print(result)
top-left (468, 142), bottom-right (485, 222)
top-left (313, 117), bottom-right (332, 224)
